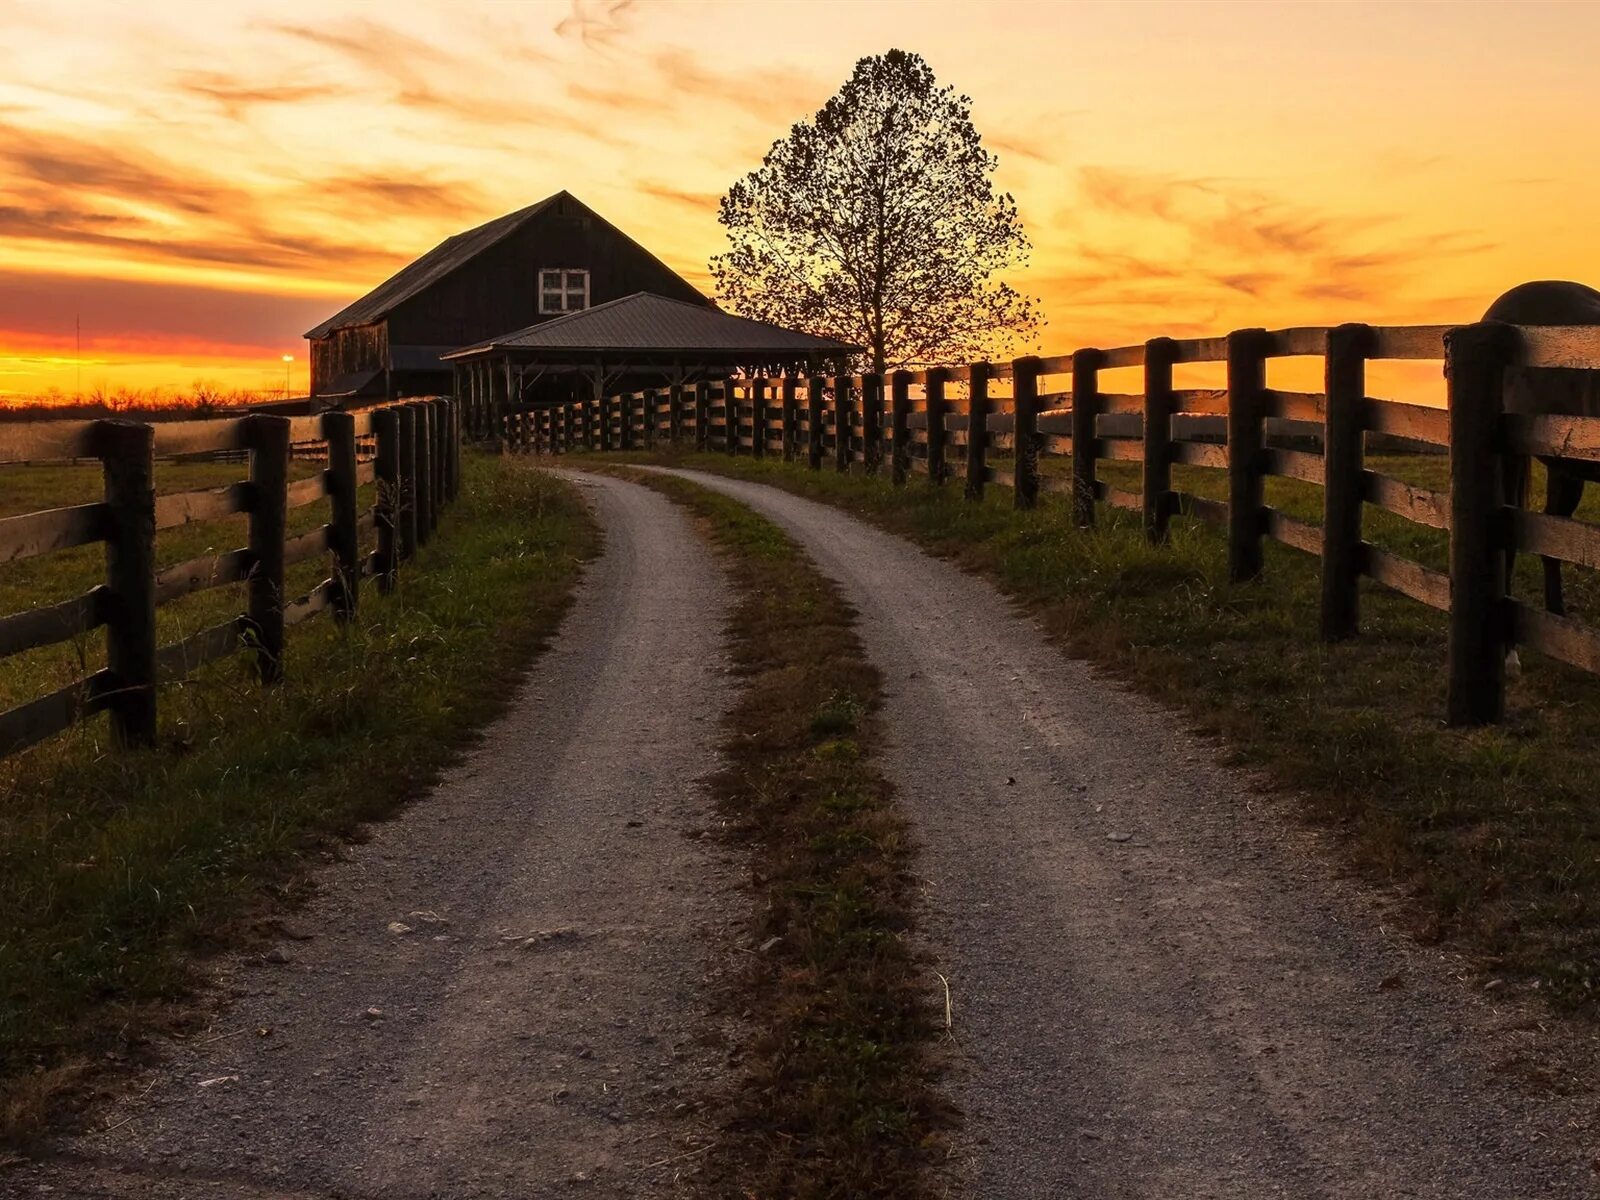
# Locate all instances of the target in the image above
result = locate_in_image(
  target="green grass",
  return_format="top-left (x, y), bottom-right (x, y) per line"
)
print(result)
top-left (615, 469), bottom-right (949, 1200)
top-left (588, 447), bottom-right (1600, 1024)
top-left (0, 453), bottom-right (598, 1143)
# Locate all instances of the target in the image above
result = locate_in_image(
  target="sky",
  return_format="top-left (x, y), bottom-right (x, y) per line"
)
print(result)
top-left (2, 0), bottom-right (1598, 402)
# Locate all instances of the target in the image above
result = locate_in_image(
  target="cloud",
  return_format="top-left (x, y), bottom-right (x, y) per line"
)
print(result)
top-left (177, 72), bottom-right (350, 120)
top-left (635, 182), bottom-right (721, 212)
top-left (555, 0), bottom-right (639, 53)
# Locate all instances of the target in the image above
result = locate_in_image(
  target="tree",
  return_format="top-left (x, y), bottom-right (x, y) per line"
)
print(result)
top-left (711, 49), bottom-right (1038, 375)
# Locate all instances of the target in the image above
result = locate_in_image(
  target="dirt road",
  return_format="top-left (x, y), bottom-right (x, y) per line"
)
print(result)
top-left (652, 468), bottom-right (1597, 1200)
top-left (10, 474), bottom-right (738, 1199)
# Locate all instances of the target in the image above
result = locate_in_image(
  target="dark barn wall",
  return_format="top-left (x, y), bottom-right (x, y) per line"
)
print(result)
top-left (384, 197), bottom-right (706, 349)
top-left (310, 323), bottom-right (388, 396)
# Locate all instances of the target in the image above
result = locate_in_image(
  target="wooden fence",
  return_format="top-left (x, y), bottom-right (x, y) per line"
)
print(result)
top-left (499, 320), bottom-right (1600, 726)
top-left (0, 397), bottom-right (460, 759)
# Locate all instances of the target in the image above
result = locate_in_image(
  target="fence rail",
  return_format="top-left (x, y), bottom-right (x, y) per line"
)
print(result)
top-left (498, 320), bottom-right (1600, 726)
top-left (0, 398), bottom-right (460, 759)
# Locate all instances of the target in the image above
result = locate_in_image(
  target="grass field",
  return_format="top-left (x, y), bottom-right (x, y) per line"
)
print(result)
top-left (587, 446), bottom-right (1600, 1027)
top-left (0, 453), bottom-right (598, 1144)
top-left (620, 469), bottom-right (949, 1198)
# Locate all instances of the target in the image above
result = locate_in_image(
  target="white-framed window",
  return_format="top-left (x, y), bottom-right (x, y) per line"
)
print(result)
top-left (540, 268), bottom-right (590, 314)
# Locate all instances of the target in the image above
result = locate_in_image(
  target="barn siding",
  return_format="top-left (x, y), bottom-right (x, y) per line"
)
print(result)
top-left (309, 324), bottom-right (388, 396)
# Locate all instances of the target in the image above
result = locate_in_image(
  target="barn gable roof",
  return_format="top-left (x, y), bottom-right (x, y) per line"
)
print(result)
top-left (442, 292), bottom-right (860, 358)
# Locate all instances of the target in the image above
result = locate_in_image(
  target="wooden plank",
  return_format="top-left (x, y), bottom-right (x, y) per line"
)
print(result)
top-left (1263, 508), bottom-right (1322, 554)
top-left (1363, 472), bottom-right (1449, 529)
top-left (1096, 439), bottom-right (1143, 462)
top-left (1363, 546), bottom-right (1451, 611)
top-left (1171, 336), bottom-right (1230, 363)
top-left (1514, 324), bottom-right (1600, 370)
top-left (0, 587), bottom-right (106, 658)
top-left (0, 669), bottom-right (112, 756)
top-left (1038, 413), bottom-right (1072, 436)
top-left (1504, 413), bottom-right (1600, 463)
top-left (151, 418), bottom-right (250, 456)
top-left (1095, 412), bottom-right (1142, 439)
top-left (1099, 393), bottom-right (1145, 414)
top-left (1511, 507), bottom-right (1600, 569)
top-left (1172, 442), bottom-right (1228, 469)
top-left (1170, 490), bottom-right (1227, 525)
top-left (283, 524), bottom-right (331, 566)
top-left (1363, 399), bottom-right (1449, 446)
top-left (0, 419), bottom-right (100, 463)
top-left (1094, 481), bottom-right (1141, 511)
top-left (1269, 327), bottom-right (1329, 357)
top-left (0, 502), bottom-right (108, 563)
top-left (154, 481), bottom-right (253, 531)
top-left (354, 461), bottom-right (377, 487)
top-left (286, 473), bottom-right (330, 510)
top-left (1173, 389), bottom-right (1229, 414)
top-left (1262, 448), bottom-right (1325, 485)
top-left (153, 547), bottom-right (253, 605)
top-left (1099, 345), bottom-right (1145, 369)
top-left (1509, 601), bottom-right (1600, 673)
top-left (1370, 325), bottom-right (1452, 360)
top-left (155, 617), bottom-right (244, 681)
top-left (1265, 390), bottom-right (1326, 422)
top-left (284, 580), bottom-right (336, 627)
top-left (1037, 353), bottom-right (1075, 375)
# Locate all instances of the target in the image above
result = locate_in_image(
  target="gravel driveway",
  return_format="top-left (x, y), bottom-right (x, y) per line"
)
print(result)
top-left (651, 468), bottom-right (1598, 1200)
top-left (9, 473), bottom-right (738, 1199)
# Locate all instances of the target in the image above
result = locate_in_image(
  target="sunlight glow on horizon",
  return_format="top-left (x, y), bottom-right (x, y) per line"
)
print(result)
top-left (2, 0), bottom-right (1599, 401)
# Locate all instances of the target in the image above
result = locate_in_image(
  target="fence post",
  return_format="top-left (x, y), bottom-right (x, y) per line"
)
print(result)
top-left (807, 376), bottom-right (826, 470)
top-left (1143, 338), bottom-right (1178, 542)
top-left (1226, 329), bottom-right (1271, 582)
top-left (724, 383), bottom-right (738, 456)
top-left (415, 402), bottom-right (435, 545)
top-left (694, 382), bottom-right (710, 452)
top-left (1012, 356), bottom-right (1041, 509)
top-left (98, 420), bottom-right (157, 746)
top-left (834, 377), bottom-right (852, 473)
top-left (862, 373), bottom-right (884, 474)
top-left (751, 378), bottom-right (767, 459)
top-left (782, 376), bottom-right (799, 462)
top-left (396, 404), bottom-right (418, 559)
top-left (1071, 349), bottom-right (1102, 526)
top-left (965, 363), bottom-right (989, 500)
top-left (1321, 323), bottom-right (1373, 641)
top-left (246, 414), bottom-right (290, 684)
top-left (431, 399), bottom-right (447, 514)
top-left (374, 406), bottom-right (399, 593)
top-left (1446, 320), bottom-right (1516, 726)
top-left (668, 384), bottom-right (683, 446)
top-left (890, 371), bottom-right (912, 487)
top-left (926, 368), bottom-right (949, 485)
top-left (324, 411), bottom-right (359, 623)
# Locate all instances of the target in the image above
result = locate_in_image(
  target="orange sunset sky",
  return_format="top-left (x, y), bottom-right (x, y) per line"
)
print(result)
top-left (2, 0), bottom-right (1598, 401)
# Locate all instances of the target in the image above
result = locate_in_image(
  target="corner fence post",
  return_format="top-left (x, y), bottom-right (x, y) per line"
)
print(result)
top-left (834, 377), bottom-right (853, 473)
top-left (246, 414), bottom-right (290, 684)
top-left (396, 404), bottom-right (418, 560)
top-left (1143, 338), bottom-right (1178, 542)
top-left (374, 406), bottom-right (399, 593)
top-left (807, 376), bottom-right (825, 469)
top-left (1070, 349), bottom-right (1101, 525)
top-left (752, 379), bottom-right (767, 459)
top-left (891, 370), bottom-right (912, 486)
top-left (324, 410), bottom-right (360, 622)
top-left (99, 420), bottom-right (157, 746)
top-left (1226, 329), bottom-right (1270, 581)
top-left (925, 367), bottom-right (949, 485)
top-left (1012, 356), bottom-right (1041, 509)
top-left (862, 373), bottom-right (884, 474)
top-left (1321, 323), bottom-right (1373, 641)
top-left (1446, 320), bottom-right (1516, 726)
top-left (966, 362), bottom-right (989, 501)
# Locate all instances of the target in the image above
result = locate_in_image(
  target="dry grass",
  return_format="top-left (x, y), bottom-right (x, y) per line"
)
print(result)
top-left (617, 469), bottom-right (952, 1200)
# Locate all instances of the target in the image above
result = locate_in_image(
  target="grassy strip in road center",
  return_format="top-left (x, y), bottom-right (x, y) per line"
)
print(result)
top-left (619, 469), bottom-right (951, 1200)
top-left (1, 454), bottom-right (598, 1148)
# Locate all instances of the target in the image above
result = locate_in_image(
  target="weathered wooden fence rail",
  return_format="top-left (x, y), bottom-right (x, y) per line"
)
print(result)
top-left (499, 319), bottom-right (1600, 725)
top-left (0, 397), bottom-right (460, 758)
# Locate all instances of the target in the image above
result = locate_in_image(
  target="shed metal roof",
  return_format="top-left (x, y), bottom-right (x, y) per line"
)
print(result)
top-left (442, 293), bottom-right (860, 360)
top-left (303, 195), bottom-right (564, 339)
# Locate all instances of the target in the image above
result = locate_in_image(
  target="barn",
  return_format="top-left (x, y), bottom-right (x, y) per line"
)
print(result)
top-left (304, 191), bottom-right (706, 401)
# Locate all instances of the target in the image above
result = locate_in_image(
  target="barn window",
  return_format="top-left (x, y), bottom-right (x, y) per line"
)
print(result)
top-left (540, 268), bottom-right (589, 314)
